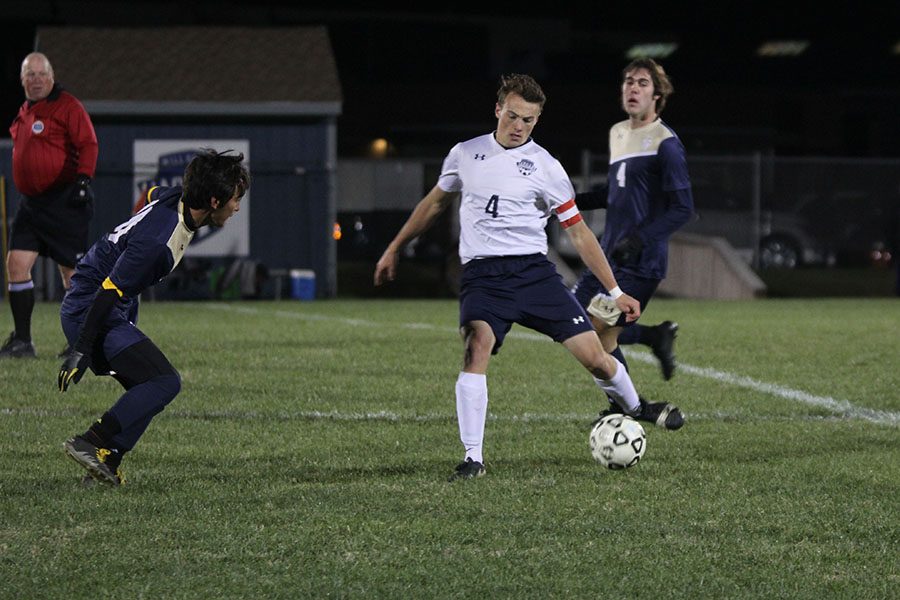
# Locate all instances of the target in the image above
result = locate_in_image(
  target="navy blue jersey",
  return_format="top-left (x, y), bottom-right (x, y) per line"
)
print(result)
top-left (62, 186), bottom-right (194, 320)
top-left (602, 118), bottom-right (694, 279)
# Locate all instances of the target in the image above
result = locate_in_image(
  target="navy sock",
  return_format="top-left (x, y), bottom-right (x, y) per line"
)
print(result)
top-left (621, 324), bottom-right (659, 347)
top-left (611, 345), bottom-right (629, 372)
top-left (618, 324), bottom-right (642, 346)
top-left (84, 411), bottom-right (123, 448)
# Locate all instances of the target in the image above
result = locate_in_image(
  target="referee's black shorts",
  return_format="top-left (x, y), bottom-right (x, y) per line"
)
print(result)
top-left (8, 183), bottom-right (93, 268)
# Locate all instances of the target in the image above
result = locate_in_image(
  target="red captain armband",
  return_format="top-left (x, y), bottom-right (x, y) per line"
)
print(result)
top-left (556, 198), bottom-right (583, 229)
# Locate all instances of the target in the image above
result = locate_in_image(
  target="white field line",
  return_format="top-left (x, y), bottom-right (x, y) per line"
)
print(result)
top-left (0, 406), bottom-right (880, 425)
top-left (179, 304), bottom-right (900, 427)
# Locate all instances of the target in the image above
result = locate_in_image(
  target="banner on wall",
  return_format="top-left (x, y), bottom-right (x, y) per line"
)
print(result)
top-left (133, 140), bottom-right (250, 256)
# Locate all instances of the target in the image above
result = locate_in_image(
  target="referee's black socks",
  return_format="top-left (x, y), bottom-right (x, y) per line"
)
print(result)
top-left (8, 282), bottom-right (35, 342)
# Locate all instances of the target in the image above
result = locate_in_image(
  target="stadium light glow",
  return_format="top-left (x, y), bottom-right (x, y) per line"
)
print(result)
top-left (893, 40), bottom-right (900, 55)
top-left (625, 43), bottom-right (678, 59)
top-left (368, 137), bottom-right (390, 158)
top-left (756, 40), bottom-right (810, 57)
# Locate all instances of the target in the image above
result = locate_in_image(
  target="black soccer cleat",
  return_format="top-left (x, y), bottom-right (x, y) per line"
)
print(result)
top-left (597, 400), bottom-right (624, 420)
top-left (64, 436), bottom-right (125, 486)
top-left (635, 398), bottom-right (684, 430)
top-left (447, 457), bottom-right (485, 482)
top-left (0, 331), bottom-right (36, 359)
top-left (651, 321), bottom-right (678, 381)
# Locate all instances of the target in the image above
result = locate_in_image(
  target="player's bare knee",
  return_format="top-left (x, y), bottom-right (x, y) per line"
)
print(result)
top-left (587, 351), bottom-right (616, 380)
top-left (6, 257), bottom-right (33, 281)
top-left (461, 323), bottom-right (494, 370)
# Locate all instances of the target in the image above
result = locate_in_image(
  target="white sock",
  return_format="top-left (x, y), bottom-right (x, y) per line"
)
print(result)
top-left (593, 358), bottom-right (640, 414)
top-left (455, 371), bottom-right (488, 464)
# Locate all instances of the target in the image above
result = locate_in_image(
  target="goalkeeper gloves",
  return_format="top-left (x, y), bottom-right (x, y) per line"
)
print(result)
top-left (58, 350), bottom-right (91, 392)
top-left (610, 235), bottom-right (644, 266)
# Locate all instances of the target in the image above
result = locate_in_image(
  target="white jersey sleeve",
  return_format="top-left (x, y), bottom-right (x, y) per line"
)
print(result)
top-left (437, 143), bottom-right (464, 193)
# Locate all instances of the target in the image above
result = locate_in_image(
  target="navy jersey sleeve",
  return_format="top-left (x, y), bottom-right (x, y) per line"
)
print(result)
top-left (108, 239), bottom-right (174, 297)
top-left (658, 137), bottom-right (692, 192)
top-left (106, 208), bottom-right (177, 297)
top-left (636, 138), bottom-right (694, 244)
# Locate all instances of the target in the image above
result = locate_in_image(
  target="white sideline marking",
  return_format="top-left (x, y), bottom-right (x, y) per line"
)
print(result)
top-left (0, 406), bottom-right (883, 425)
top-left (207, 304), bottom-right (899, 427)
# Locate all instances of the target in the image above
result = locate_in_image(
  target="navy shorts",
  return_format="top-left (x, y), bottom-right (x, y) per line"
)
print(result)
top-left (571, 269), bottom-right (660, 328)
top-left (61, 297), bottom-right (146, 376)
top-left (459, 254), bottom-right (594, 354)
top-left (8, 185), bottom-right (93, 268)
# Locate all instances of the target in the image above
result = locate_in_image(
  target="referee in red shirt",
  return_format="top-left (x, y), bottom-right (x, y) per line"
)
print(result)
top-left (1, 52), bottom-right (98, 358)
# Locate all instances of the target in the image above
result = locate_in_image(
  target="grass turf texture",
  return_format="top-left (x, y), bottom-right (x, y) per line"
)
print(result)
top-left (1, 299), bottom-right (898, 599)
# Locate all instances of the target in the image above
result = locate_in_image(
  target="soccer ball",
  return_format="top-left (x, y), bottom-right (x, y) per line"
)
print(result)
top-left (589, 414), bottom-right (646, 469)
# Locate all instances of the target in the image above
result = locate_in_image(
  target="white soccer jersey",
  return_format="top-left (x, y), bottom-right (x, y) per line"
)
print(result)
top-left (437, 133), bottom-right (580, 263)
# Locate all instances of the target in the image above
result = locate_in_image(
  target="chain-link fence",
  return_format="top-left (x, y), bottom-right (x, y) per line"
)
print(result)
top-left (574, 151), bottom-right (900, 270)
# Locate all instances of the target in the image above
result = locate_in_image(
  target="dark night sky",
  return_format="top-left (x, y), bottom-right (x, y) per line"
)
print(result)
top-left (2, 2), bottom-right (899, 164)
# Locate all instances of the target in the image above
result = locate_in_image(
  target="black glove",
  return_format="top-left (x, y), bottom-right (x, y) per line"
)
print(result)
top-left (58, 350), bottom-right (91, 392)
top-left (72, 174), bottom-right (94, 206)
top-left (610, 235), bottom-right (644, 265)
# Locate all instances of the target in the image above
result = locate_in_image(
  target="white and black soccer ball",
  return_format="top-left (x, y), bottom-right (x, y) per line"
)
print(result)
top-left (589, 414), bottom-right (646, 469)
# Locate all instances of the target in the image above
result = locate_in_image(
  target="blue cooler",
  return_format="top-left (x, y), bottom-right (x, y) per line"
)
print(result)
top-left (289, 269), bottom-right (316, 300)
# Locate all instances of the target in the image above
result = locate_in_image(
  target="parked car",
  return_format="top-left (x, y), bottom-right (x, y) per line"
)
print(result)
top-left (554, 176), bottom-right (830, 269)
top-left (560, 175), bottom-right (899, 270)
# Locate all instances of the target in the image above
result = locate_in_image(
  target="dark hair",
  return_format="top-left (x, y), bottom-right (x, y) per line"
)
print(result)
top-left (623, 58), bottom-right (674, 115)
top-left (182, 148), bottom-right (251, 210)
top-left (497, 73), bottom-right (546, 109)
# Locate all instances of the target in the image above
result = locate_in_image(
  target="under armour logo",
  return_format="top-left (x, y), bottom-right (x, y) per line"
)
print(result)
top-left (474, 154), bottom-right (485, 160)
top-left (572, 316), bottom-right (585, 324)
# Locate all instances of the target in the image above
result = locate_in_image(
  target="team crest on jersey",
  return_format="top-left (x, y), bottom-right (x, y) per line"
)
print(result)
top-left (31, 120), bottom-right (44, 134)
top-left (516, 159), bottom-right (536, 176)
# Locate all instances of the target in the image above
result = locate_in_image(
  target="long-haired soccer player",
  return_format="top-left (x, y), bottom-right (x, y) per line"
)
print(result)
top-left (58, 149), bottom-right (250, 486)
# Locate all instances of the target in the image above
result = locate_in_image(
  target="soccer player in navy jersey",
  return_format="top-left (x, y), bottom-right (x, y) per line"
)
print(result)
top-left (58, 149), bottom-right (250, 486)
top-left (375, 74), bottom-right (679, 481)
top-left (571, 58), bottom-right (694, 412)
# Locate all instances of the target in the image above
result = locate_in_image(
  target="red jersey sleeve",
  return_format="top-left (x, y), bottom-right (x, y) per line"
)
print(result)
top-left (65, 95), bottom-right (98, 177)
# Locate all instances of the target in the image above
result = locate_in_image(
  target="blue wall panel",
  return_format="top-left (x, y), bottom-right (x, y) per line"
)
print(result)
top-left (0, 121), bottom-right (335, 297)
top-left (0, 121), bottom-right (336, 298)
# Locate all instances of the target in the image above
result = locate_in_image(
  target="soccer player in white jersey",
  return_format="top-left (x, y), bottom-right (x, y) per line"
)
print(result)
top-left (376, 74), bottom-right (664, 481)
top-left (572, 58), bottom-right (694, 425)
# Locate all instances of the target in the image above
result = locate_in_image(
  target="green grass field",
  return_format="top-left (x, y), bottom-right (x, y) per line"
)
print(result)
top-left (1, 298), bottom-right (898, 599)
